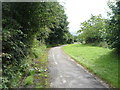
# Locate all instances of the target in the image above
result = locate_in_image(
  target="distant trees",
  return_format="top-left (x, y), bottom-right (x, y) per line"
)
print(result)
top-left (74, 36), bottom-right (79, 42)
top-left (77, 15), bottom-right (106, 44)
top-left (77, 0), bottom-right (120, 53)
top-left (2, 2), bottom-right (73, 88)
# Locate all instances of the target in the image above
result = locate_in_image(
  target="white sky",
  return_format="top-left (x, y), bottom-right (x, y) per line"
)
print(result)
top-left (60, 0), bottom-right (111, 35)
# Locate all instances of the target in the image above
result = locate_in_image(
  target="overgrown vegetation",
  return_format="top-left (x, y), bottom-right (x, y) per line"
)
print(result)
top-left (21, 43), bottom-right (49, 88)
top-left (2, 2), bottom-right (73, 88)
top-left (63, 44), bottom-right (119, 88)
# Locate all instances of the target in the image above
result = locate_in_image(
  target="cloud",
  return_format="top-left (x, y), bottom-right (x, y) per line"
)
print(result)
top-left (61, 0), bottom-right (110, 35)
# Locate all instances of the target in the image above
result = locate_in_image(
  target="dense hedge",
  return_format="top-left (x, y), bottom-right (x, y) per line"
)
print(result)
top-left (2, 2), bottom-right (73, 88)
top-left (107, 1), bottom-right (120, 53)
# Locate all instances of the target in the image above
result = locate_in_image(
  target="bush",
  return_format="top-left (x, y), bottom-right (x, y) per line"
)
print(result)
top-left (98, 41), bottom-right (108, 48)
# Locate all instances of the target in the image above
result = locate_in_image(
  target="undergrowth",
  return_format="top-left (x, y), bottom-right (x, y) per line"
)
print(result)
top-left (20, 40), bottom-right (49, 88)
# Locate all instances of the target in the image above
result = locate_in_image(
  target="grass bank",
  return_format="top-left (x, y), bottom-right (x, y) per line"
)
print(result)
top-left (63, 44), bottom-right (119, 88)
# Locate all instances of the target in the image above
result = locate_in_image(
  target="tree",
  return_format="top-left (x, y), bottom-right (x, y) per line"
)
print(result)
top-left (107, 0), bottom-right (120, 53)
top-left (2, 2), bottom-right (72, 88)
top-left (45, 2), bottom-right (72, 45)
top-left (77, 15), bottom-right (107, 44)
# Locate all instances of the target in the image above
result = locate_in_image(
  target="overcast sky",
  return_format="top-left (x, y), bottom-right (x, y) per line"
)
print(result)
top-left (60, 0), bottom-right (111, 35)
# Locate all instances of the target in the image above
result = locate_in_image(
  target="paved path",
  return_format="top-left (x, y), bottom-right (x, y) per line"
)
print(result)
top-left (48, 46), bottom-right (107, 88)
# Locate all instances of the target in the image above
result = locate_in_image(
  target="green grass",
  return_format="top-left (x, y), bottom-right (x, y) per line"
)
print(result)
top-left (24, 75), bottom-right (34, 86)
top-left (63, 44), bottom-right (119, 88)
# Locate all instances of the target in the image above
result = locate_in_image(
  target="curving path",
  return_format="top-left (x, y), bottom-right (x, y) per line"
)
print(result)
top-left (48, 46), bottom-right (107, 88)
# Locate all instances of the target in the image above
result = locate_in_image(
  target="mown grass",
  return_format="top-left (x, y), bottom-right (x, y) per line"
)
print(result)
top-left (63, 44), bottom-right (119, 88)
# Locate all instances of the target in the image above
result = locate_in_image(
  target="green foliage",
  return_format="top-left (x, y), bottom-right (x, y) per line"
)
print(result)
top-left (77, 15), bottom-right (107, 44)
top-left (106, 1), bottom-right (120, 53)
top-left (77, 0), bottom-right (120, 53)
top-left (45, 2), bottom-right (74, 45)
top-left (2, 2), bottom-right (71, 88)
top-left (73, 36), bottom-right (78, 42)
top-left (31, 40), bottom-right (46, 58)
top-left (24, 75), bottom-right (34, 86)
top-left (2, 3), bottom-right (30, 88)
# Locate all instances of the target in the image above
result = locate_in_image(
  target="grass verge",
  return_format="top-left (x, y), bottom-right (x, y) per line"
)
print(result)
top-left (63, 44), bottom-right (119, 88)
top-left (20, 41), bottom-right (49, 88)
